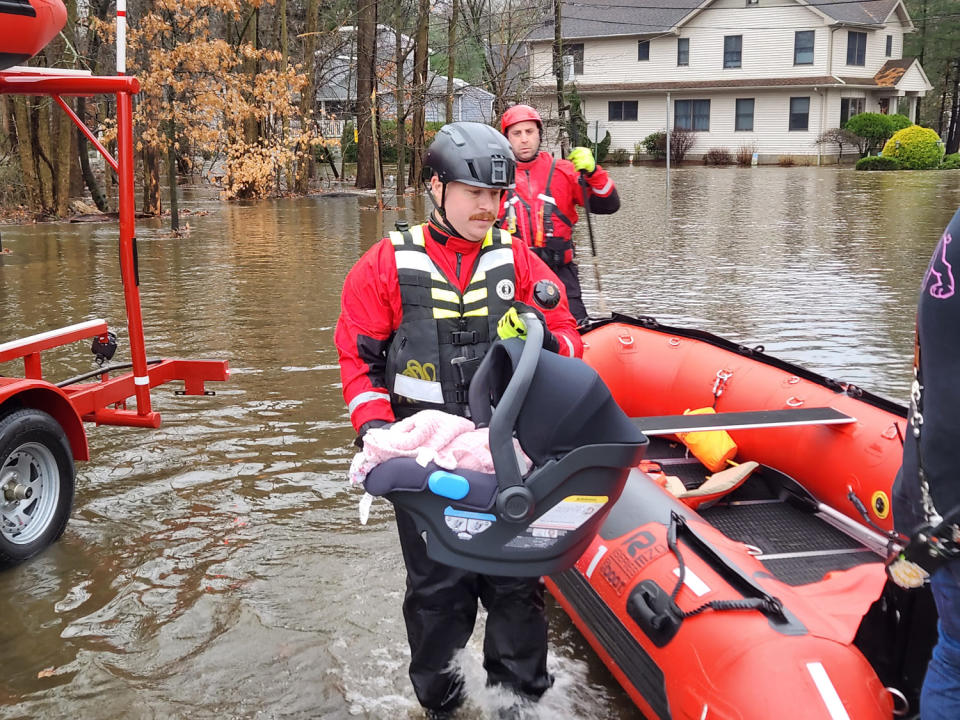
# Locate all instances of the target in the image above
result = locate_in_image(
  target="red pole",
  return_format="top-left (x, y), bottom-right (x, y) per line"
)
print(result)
top-left (116, 90), bottom-right (157, 421)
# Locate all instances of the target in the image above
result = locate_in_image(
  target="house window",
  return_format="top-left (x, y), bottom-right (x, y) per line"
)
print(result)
top-left (886, 34), bottom-right (893, 57)
top-left (840, 97), bottom-right (865, 126)
top-left (677, 38), bottom-right (689, 66)
top-left (675, 99), bottom-right (710, 131)
top-left (608, 100), bottom-right (638, 122)
top-left (638, 40), bottom-right (650, 61)
top-left (789, 97), bottom-right (810, 131)
top-left (724, 35), bottom-right (742, 68)
top-left (794, 31), bottom-right (814, 65)
top-left (563, 43), bottom-right (584, 75)
top-left (846, 31), bottom-right (866, 66)
top-left (735, 98), bottom-right (755, 131)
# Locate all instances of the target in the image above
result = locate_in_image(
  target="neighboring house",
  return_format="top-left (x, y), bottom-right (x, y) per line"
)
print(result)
top-left (316, 25), bottom-right (494, 138)
top-left (525, 0), bottom-right (933, 162)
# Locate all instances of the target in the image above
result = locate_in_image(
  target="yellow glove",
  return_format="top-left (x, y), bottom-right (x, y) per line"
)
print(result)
top-left (567, 146), bottom-right (596, 174)
top-left (497, 306), bottom-right (527, 340)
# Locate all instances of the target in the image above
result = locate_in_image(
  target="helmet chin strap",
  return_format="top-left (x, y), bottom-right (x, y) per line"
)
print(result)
top-left (426, 182), bottom-right (468, 240)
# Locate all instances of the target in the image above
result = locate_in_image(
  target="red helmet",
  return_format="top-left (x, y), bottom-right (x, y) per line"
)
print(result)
top-left (500, 104), bottom-right (543, 135)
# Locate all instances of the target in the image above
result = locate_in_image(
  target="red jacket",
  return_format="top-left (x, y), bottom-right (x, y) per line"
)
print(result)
top-left (498, 151), bottom-right (617, 265)
top-left (336, 220), bottom-right (584, 432)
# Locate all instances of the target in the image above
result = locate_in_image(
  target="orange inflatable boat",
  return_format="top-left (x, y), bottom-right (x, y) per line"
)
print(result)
top-left (0, 0), bottom-right (67, 71)
top-left (547, 315), bottom-right (936, 720)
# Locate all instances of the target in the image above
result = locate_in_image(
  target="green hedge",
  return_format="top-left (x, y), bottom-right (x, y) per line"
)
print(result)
top-left (881, 125), bottom-right (945, 170)
top-left (941, 153), bottom-right (960, 170)
top-left (855, 155), bottom-right (902, 171)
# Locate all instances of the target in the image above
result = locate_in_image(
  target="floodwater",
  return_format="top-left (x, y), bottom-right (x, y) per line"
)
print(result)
top-left (1, 165), bottom-right (959, 719)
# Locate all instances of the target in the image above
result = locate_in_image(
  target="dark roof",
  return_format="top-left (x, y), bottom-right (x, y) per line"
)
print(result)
top-left (805, 0), bottom-right (901, 25)
top-left (872, 57), bottom-right (915, 86)
top-left (527, 0), bottom-right (905, 42)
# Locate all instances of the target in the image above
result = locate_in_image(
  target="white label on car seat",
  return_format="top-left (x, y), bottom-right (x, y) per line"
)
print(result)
top-left (529, 495), bottom-right (609, 531)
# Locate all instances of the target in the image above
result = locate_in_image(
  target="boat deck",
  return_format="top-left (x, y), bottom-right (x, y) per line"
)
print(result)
top-left (645, 438), bottom-right (882, 586)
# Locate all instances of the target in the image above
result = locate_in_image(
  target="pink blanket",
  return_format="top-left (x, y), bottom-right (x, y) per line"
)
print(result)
top-left (349, 409), bottom-right (531, 486)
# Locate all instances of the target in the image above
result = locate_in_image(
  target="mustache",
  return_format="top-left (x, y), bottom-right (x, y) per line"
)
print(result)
top-left (469, 213), bottom-right (496, 221)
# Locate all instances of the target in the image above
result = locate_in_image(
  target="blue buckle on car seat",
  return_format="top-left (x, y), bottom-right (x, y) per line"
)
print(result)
top-left (428, 470), bottom-right (470, 500)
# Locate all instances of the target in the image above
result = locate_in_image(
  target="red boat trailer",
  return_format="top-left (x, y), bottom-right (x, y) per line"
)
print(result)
top-left (0, 67), bottom-right (229, 565)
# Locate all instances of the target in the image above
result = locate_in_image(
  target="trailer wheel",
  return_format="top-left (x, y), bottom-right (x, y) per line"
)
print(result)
top-left (0, 409), bottom-right (75, 567)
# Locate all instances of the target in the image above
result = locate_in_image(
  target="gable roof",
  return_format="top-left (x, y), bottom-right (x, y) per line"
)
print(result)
top-left (526, 0), bottom-right (907, 42)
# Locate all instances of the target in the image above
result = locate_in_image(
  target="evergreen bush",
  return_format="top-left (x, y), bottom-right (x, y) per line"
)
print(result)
top-left (941, 153), bottom-right (960, 170)
top-left (881, 126), bottom-right (945, 170)
top-left (855, 155), bottom-right (902, 171)
top-left (844, 113), bottom-right (896, 154)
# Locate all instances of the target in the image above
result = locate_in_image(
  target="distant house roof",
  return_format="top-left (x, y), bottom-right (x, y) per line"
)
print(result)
top-left (871, 57), bottom-right (917, 86)
top-left (526, 0), bottom-right (908, 42)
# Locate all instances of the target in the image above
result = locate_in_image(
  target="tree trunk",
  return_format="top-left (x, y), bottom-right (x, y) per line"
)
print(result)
top-left (446, 0), bottom-right (457, 124)
top-left (35, 100), bottom-right (55, 213)
top-left (295, 0), bottom-right (319, 193)
top-left (553, 0), bottom-right (568, 154)
top-left (142, 147), bottom-right (162, 216)
top-left (279, 0), bottom-right (295, 192)
top-left (408, 0), bottom-right (429, 187)
top-left (947, 62), bottom-right (960, 155)
top-left (395, 26), bottom-right (406, 198)
top-left (77, 97), bottom-right (109, 211)
top-left (355, 0), bottom-right (377, 189)
top-left (242, 7), bottom-right (260, 146)
top-left (12, 98), bottom-right (42, 212)
top-left (53, 97), bottom-right (74, 217)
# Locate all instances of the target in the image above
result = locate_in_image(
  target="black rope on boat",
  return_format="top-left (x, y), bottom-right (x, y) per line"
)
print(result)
top-left (666, 511), bottom-right (788, 621)
top-left (680, 596), bottom-right (785, 620)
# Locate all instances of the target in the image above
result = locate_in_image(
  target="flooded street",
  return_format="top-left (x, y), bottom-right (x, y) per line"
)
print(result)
top-left (2, 165), bottom-right (960, 719)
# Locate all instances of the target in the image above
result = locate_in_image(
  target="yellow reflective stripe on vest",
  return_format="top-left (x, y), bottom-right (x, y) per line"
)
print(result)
top-left (433, 308), bottom-right (461, 319)
top-left (463, 307), bottom-right (489, 317)
top-left (462, 287), bottom-right (487, 305)
top-left (390, 225), bottom-right (427, 247)
top-left (431, 287), bottom-right (461, 305)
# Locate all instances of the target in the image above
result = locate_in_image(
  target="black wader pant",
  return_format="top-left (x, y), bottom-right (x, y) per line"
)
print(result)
top-left (553, 262), bottom-right (587, 323)
top-left (394, 506), bottom-right (554, 712)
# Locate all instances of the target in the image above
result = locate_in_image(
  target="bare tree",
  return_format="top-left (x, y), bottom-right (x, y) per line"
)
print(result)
top-left (355, 0), bottom-right (377, 188)
top-left (460, 0), bottom-right (540, 118)
top-left (408, 0), bottom-right (430, 186)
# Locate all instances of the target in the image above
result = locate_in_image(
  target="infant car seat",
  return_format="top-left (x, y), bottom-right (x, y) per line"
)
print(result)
top-left (363, 320), bottom-right (647, 576)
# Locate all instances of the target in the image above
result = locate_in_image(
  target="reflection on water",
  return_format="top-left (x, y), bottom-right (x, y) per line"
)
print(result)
top-left (0, 167), bottom-right (959, 719)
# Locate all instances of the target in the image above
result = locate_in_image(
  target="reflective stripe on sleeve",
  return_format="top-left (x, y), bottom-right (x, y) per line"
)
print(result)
top-left (562, 334), bottom-right (575, 356)
top-left (348, 390), bottom-right (390, 416)
top-left (593, 178), bottom-right (614, 196)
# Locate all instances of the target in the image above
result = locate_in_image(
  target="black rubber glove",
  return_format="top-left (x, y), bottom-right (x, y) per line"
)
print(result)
top-left (354, 419), bottom-right (393, 449)
top-left (510, 302), bottom-right (560, 354)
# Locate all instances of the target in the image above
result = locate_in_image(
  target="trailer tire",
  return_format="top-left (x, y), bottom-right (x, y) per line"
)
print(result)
top-left (0, 409), bottom-right (75, 567)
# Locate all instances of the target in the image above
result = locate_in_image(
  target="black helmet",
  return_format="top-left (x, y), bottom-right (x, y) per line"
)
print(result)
top-left (423, 122), bottom-right (516, 190)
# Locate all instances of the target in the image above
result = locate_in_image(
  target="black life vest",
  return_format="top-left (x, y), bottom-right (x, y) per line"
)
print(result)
top-left (385, 223), bottom-right (517, 418)
top-left (502, 157), bottom-right (575, 269)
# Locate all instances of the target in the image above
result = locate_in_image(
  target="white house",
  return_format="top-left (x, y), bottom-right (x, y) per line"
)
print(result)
top-left (525, 0), bottom-right (933, 162)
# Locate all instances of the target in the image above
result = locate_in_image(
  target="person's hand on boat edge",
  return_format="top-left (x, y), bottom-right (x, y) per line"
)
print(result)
top-left (567, 146), bottom-right (596, 175)
top-left (497, 303), bottom-right (560, 352)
